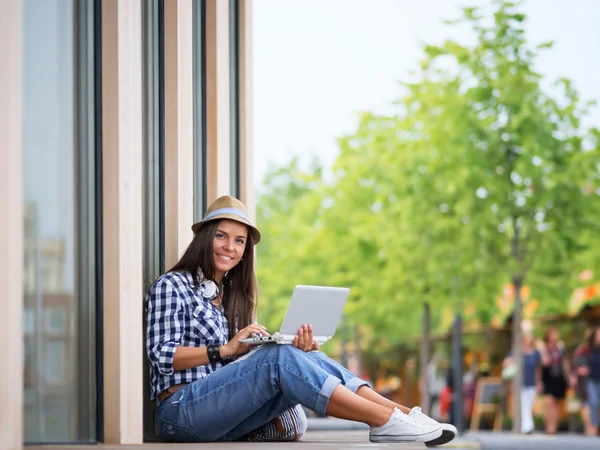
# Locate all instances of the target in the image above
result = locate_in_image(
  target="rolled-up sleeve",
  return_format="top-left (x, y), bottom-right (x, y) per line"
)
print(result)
top-left (145, 279), bottom-right (184, 376)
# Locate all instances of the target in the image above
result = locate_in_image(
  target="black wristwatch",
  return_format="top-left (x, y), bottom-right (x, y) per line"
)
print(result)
top-left (207, 344), bottom-right (223, 363)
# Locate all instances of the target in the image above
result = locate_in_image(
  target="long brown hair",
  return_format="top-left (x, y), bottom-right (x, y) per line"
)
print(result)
top-left (168, 219), bottom-right (258, 339)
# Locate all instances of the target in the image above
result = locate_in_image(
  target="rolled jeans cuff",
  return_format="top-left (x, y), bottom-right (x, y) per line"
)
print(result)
top-left (314, 375), bottom-right (342, 416)
top-left (345, 377), bottom-right (371, 393)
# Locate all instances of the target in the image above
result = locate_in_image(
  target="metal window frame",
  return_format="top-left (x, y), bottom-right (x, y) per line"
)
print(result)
top-left (92, 0), bottom-right (103, 442)
top-left (74, 0), bottom-right (100, 442)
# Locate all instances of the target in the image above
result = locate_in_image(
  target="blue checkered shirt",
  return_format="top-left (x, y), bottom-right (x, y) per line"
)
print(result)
top-left (145, 271), bottom-right (230, 400)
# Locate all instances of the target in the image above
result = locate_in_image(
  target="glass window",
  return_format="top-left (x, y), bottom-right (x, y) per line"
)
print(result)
top-left (229, 0), bottom-right (240, 198)
top-left (143, 0), bottom-right (165, 286)
top-left (194, 0), bottom-right (207, 219)
top-left (44, 341), bottom-right (67, 385)
top-left (44, 307), bottom-right (68, 335)
top-left (22, 0), bottom-right (97, 443)
top-left (143, 0), bottom-right (165, 440)
top-left (23, 309), bottom-right (35, 335)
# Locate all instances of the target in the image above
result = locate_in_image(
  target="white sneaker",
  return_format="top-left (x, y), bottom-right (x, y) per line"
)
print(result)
top-left (369, 408), bottom-right (443, 443)
top-left (408, 406), bottom-right (457, 447)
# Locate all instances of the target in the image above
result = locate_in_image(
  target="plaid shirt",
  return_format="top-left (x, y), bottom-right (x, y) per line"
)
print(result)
top-left (145, 271), bottom-right (230, 400)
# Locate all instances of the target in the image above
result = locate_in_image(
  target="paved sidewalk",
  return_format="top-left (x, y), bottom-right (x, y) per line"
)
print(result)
top-left (455, 431), bottom-right (600, 450)
top-left (309, 417), bottom-right (600, 449)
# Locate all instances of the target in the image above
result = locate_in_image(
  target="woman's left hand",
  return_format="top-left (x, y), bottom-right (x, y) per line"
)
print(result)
top-left (292, 324), bottom-right (319, 352)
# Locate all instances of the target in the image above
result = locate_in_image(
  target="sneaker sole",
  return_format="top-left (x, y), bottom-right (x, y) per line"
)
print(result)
top-left (425, 428), bottom-right (456, 447)
top-left (370, 427), bottom-right (443, 443)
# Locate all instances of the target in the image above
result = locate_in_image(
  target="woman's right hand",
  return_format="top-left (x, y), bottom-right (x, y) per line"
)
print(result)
top-left (223, 323), bottom-right (269, 357)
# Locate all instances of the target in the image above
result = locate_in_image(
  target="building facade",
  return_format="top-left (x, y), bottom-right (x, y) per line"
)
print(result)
top-left (0, 0), bottom-right (254, 448)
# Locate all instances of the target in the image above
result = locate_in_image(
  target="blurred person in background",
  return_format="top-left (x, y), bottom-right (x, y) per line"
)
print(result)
top-left (427, 355), bottom-right (448, 421)
top-left (439, 370), bottom-right (452, 424)
top-left (503, 333), bottom-right (542, 434)
top-left (572, 327), bottom-right (593, 435)
top-left (442, 358), bottom-right (467, 428)
top-left (463, 362), bottom-right (490, 427)
top-left (463, 360), bottom-right (482, 426)
top-left (583, 326), bottom-right (600, 436)
top-left (444, 365), bottom-right (456, 426)
top-left (537, 327), bottom-right (570, 434)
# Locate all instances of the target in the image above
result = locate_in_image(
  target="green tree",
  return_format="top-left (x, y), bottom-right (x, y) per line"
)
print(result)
top-left (329, 0), bottom-right (600, 428)
top-left (254, 1), bottom-right (600, 409)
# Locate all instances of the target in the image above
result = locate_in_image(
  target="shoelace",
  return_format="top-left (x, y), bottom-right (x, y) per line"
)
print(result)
top-left (394, 408), bottom-right (423, 428)
top-left (409, 407), bottom-right (435, 425)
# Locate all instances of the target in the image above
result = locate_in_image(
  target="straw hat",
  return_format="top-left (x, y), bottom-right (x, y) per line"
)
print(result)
top-left (191, 195), bottom-right (261, 244)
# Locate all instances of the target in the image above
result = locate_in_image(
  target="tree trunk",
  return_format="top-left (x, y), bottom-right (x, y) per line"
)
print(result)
top-left (511, 276), bottom-right (523, 433)
top-left (452, 314), bottom-right (464, 433)
top-left (420, 303), bottom-right (431, 414)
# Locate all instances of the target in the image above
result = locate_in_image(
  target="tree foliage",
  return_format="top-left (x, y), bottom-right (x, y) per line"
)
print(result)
top-left (255, 0), bottom-right (600, 355)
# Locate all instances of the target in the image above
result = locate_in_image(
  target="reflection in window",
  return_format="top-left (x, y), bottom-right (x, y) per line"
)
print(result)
top-left (143, 0), bottom-right (166, 440)
top-left (193, 0), bottom-right (207, 219)
top-left (22, 0), bottom-right (97, 443)
top-left (44, 307), bottom-right (68, 335)
top-left (44, 341), bottom-right (67, 385)
top-left (229, 0), bottom-right (240, 198)
top-left (23, 309), bottom-right (35, 335)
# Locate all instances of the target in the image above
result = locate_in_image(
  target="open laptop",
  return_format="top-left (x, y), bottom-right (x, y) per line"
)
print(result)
top-left (240, 285), bottom-right (350, 345)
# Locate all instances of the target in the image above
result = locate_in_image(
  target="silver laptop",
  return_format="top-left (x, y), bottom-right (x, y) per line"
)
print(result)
top-left (240, 285), bottom-right (349, 345)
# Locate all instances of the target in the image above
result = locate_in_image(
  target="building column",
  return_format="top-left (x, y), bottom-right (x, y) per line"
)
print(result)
top-left (238, 0), bottom-right (255, 222)
top-left (205, 0), bottom-right (232, 202)
top-left (164, 0), bottom-right (194, 268)
top-left (101, 0), bottom-right (144, 444)
top-left (0, 1), bottom-right (24, 449)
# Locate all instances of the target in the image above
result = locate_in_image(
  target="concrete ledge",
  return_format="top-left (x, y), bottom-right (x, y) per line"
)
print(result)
top-left (26, 431), bottom-right (427, 449)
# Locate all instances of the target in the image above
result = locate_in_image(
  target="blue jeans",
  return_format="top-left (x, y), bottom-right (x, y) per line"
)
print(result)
top-left (155, 345), bottom-right (369, 442)
top-left (587, 379), bottom-right (600, 427)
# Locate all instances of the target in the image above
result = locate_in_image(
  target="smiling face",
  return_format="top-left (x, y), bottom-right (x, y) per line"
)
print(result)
top-left (522, 333), bottom-right (534, 349)
top-left (212, 219), bottom-right (248, 282)
top-left (546, 327), bottom-right (559, 345)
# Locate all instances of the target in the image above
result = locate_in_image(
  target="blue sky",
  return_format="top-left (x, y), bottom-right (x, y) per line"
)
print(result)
top-left (252, 0), bottom-right (600, 188)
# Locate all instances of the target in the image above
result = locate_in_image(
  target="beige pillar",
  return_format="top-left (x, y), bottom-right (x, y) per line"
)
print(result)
top-left (205, 0), bottom-right (232, 202)
top-left (101, 0), bottom-right (144, 444)
top-left (0, 2), bottom-right (24, 449)
top-left (164, 0), bottom-right (194, 268)
top-left (238, 0), bottom-right (255, 222)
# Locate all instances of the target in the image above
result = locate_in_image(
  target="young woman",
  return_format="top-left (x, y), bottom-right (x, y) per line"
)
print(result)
top-left (502, 333), bottom-right (542, 434)
top-left (145, 195), bottom-right (456, 444)
top-left (583, 327), bottom-right (600, 436)
top-left (537, 327), bottom-right (570, 434)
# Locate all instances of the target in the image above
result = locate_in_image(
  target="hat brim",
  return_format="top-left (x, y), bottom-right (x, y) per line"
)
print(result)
top-left (192, 213), bottom-right (261, 244)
